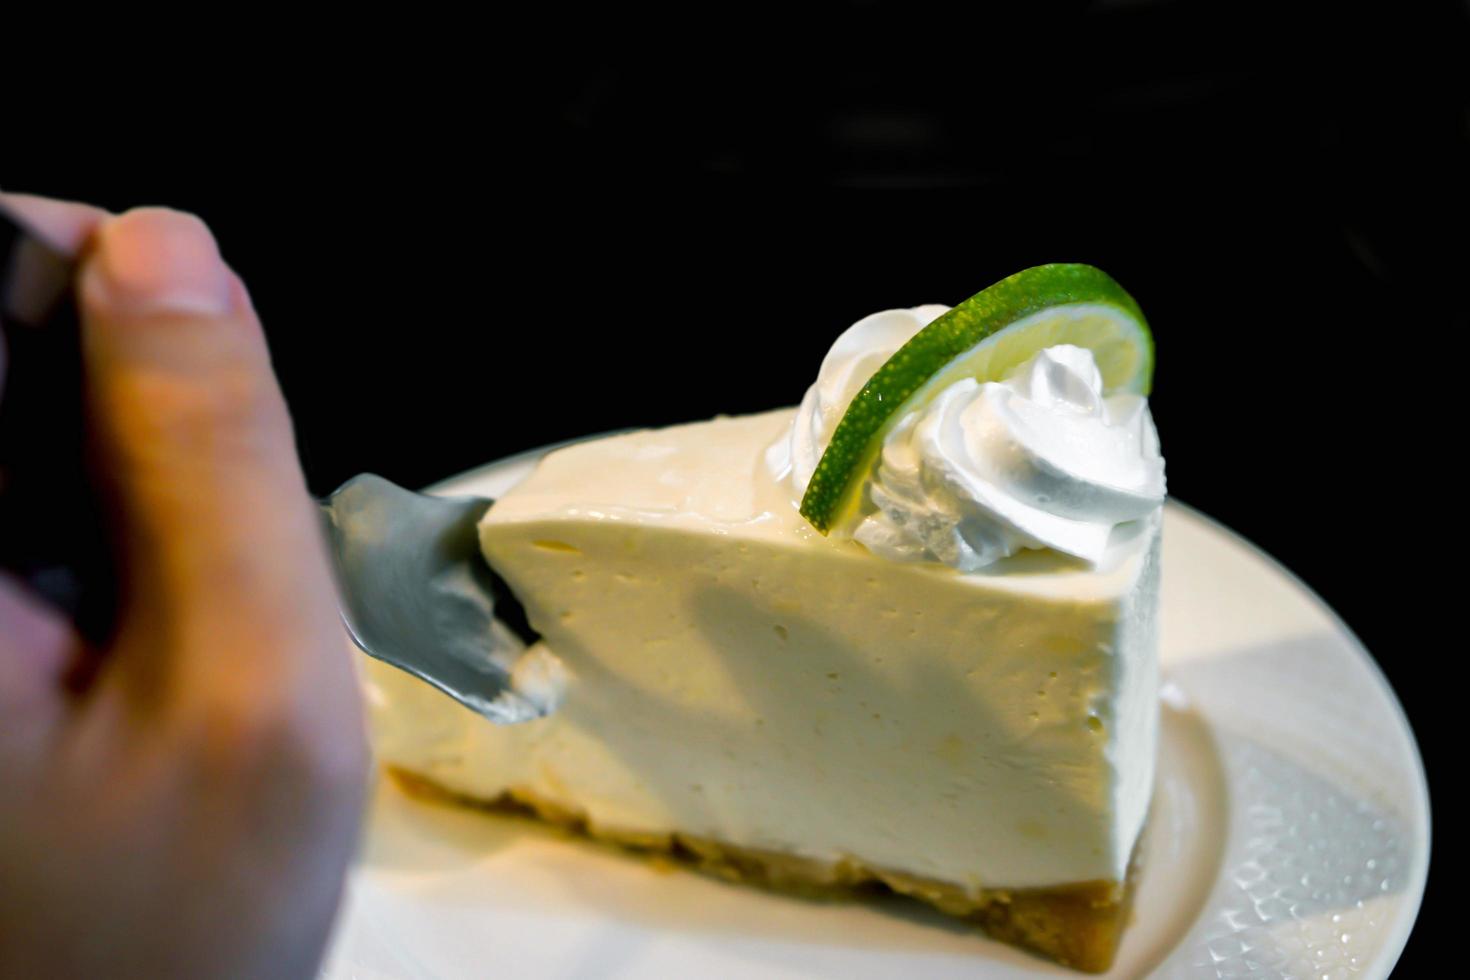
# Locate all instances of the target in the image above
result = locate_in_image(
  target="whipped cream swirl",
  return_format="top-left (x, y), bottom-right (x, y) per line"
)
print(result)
top-left (772, 306), bottom-right (1166, 570)
top-left (780, 305), bottom-right (952, 492)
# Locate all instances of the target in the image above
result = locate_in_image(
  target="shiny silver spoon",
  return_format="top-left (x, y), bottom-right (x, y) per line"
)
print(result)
top-left (320, 474), bottom-right (551, 724)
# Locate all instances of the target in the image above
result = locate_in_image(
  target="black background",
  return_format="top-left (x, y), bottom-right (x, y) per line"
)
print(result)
top-left (6, 2), bottom-right (1462, 972)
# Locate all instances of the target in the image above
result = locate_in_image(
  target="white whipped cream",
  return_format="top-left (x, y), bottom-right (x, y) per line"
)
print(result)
top-left (775, 305), bottom-right (952, 492)
top-left (772, 307), bottom-right (1165, 570)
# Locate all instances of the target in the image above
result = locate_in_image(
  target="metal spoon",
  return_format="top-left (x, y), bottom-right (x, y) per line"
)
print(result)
top-left (319, 474), bottom-right (551, 724)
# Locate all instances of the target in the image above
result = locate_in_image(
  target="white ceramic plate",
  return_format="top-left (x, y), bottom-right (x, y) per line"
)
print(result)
top-left (322, 444), bottom-right (1429, 979)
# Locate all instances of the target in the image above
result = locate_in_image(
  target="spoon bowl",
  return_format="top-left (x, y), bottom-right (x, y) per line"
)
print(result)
top-left (320, 474), bottom-right (552, 724)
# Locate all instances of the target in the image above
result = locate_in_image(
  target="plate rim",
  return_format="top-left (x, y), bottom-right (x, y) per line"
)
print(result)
top-left (1159, 499), bottom-right (1431, 977)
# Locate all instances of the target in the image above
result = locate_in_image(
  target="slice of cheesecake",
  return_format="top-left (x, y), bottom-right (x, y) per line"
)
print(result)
top-left (368, 407), bottom-right (1160, 972)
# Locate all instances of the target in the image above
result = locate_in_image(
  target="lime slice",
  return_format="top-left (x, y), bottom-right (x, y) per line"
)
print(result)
top-left (798, 263), bottom-right (1153, 534)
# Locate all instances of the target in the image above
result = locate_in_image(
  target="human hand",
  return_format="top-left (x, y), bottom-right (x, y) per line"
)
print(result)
top-left (0, 195), bottom-right (368, 979)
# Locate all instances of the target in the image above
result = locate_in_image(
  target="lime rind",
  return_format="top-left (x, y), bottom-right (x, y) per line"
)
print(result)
top-left (798, 264), bottom-right (1153, 534)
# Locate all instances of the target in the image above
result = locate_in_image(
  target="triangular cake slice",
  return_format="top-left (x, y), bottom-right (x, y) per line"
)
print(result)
top-left (368, 407), bottom-right (1160, 972)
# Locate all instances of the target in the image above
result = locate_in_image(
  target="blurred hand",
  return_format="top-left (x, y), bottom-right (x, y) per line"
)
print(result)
top-left (0, 194), bottom-right (368, 979)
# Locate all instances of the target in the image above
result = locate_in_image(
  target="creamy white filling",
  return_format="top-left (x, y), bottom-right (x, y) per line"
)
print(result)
top-left (368, 409), bottom-right (1161, 892)
top-left (774, 307), bottom-right (1166, 570)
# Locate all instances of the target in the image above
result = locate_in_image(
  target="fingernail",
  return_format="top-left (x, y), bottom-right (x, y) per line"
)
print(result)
top-left (83, 208), bottom-right (233, 317)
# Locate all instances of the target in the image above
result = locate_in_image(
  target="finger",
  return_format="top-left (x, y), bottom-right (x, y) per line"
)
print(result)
top-left (0, 191), bottom-right (109, 255)
top-left (0, 575), bottom-right (87, 767)
top-left (0, 193), bottom-right (109, 402)
top-left (75, 209), bottom-right (350, 713)
top-left (0, 192), bottom-right (108, 716)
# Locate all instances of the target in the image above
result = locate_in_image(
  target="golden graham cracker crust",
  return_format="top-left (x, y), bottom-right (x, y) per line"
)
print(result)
top-left (388, 767), bottom-right (1142, 972)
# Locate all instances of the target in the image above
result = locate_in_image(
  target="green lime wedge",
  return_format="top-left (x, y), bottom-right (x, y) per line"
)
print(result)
top-left (798, 263), bottom-right (1153, 534)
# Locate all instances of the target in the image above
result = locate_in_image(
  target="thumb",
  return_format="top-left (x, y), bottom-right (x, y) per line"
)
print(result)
top-left (77, 209), bottom-right (345, 709)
